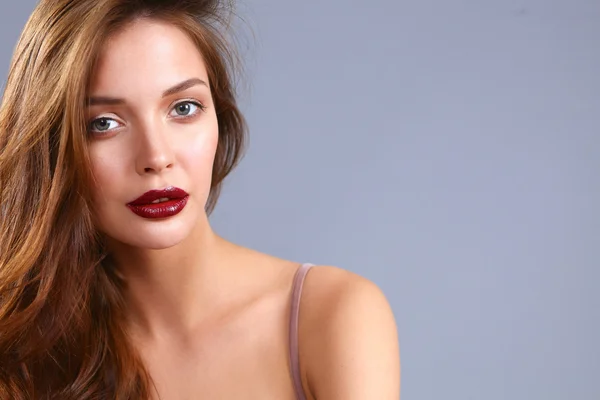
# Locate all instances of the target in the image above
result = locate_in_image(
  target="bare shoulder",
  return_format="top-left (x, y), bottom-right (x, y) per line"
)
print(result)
top-left (299, 265), bottom-right (401, 400)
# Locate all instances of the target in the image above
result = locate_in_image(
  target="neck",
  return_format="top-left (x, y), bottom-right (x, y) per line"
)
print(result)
top-left (106, 214), bottom-right (232, 339)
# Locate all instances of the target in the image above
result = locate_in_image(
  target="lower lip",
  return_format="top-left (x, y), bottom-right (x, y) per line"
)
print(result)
top-left (127, 196), bottom-right (189, 219)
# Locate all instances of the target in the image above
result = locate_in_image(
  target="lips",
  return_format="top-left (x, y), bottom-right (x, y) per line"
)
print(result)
top-left (126, 186), bottom-right (189, 219)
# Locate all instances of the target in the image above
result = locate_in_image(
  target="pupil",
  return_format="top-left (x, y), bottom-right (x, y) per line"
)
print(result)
top-left (95, 118), bottom-right (109, 130)
top-left (177, 103), bottom-right (190, 115)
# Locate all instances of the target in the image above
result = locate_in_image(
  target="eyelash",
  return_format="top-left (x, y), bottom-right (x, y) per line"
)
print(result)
top-left (88, 100), bottom-right (207, 135)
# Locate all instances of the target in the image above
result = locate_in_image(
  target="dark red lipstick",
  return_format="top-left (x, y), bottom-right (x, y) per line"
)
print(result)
top-left (127, 186), bottom-right (189, 219)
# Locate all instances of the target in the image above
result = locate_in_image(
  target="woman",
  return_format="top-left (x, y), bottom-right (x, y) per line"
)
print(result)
top-left (0, 0), bottom-right (400, 398)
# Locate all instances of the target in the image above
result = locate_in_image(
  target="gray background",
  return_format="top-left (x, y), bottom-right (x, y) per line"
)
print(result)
top-left (1, 1), bottom-right (598, 399)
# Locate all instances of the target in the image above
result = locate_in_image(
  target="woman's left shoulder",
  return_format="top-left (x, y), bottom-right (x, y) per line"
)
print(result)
top-left (299, 265), bottom-right (401, 399)
top-left (302, 265), bottom-right (395, 321)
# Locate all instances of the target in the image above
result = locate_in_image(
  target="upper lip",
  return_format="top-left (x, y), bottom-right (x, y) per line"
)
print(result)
top-left (127, 186), bottom-right (188, 206)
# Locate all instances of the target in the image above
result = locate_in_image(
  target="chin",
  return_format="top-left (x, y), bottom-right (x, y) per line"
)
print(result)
top-left (108, 225), bottom-right (193, 250)
top-left (136, 231), bottom-right (190, 249)
top-left (99, 211), bottom-right (199, 251)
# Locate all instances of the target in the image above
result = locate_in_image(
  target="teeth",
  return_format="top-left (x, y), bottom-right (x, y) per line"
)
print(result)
top-left (151, 197), bottom-right (170, 204)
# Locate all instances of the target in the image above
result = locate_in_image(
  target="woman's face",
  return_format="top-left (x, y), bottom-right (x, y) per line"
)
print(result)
top-left (86, 19), bottom-right (218, 249)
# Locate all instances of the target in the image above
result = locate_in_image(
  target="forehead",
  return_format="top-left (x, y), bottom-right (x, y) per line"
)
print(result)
top-left (89, 18), bottom-right (209, 95)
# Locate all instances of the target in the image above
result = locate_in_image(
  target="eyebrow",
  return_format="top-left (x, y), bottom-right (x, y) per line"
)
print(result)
top-left (86, 78), bottom-right (209, 106)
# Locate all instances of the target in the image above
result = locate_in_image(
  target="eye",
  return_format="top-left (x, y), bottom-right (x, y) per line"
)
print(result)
top-left (89, 117), bottom-right (121, 134)
top-left (169, 100), bottom-right (205, 118)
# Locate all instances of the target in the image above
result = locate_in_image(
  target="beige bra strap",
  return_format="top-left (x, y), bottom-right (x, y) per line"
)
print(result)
top-left (289, 263), bottom-right (314, 400)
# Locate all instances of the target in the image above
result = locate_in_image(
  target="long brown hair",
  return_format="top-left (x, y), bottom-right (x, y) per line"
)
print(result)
top-left (0, 0), bottom-right (246, 397)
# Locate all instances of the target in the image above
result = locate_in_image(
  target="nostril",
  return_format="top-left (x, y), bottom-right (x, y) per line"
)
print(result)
top-left (143, 163), bottom-right (172, 173)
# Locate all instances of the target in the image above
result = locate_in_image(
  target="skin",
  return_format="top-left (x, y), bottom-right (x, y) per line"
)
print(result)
top-left (86, 18), bottom-right (400, 400)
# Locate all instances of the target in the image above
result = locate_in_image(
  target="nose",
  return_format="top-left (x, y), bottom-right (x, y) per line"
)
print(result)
top-left (134, 123), bottom-right (175, 175)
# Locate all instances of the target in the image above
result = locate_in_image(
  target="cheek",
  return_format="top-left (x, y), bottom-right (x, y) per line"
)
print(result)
top-left (87, 145), bottom-right (128, 204)
top-left (178, 121), bottom-right (219, 178)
